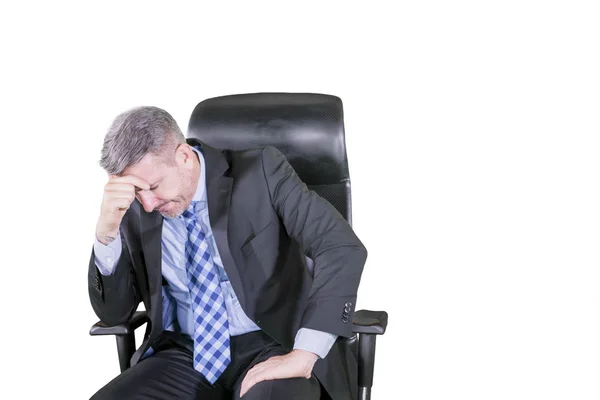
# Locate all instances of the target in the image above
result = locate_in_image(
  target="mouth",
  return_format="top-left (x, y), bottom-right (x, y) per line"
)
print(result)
top-left (157, 203), bottom-right (171, 212)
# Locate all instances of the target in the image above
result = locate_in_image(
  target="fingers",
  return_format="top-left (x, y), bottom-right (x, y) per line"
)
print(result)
top-left (105, 183), bottom-right (141, 194)
top-left (102, 187), bottom-right (136, 211)
top-left (103, 175), bottom-right (148, 212)
top-left (96, 175), bottom-right (146, 237)
top-left (240, 364), bottom-right (268, 397)
top-left (104, 187), bottom-right (136, 199)
top-left (108, 174), bottom-right (150, 191)
top-left (109, 197), bottom-right (134, 212)
top-left (246, 359), bottom-right (277, 379)
top-left (240, 358), bottom-right (285, 397)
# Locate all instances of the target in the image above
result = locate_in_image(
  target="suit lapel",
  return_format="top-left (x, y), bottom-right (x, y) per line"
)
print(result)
top-left (199, 141), bottom-right (246, 307)
top-left (140, 208), bottom-right (164, 324)
top-left (130, 207), bottom-right (163, 366)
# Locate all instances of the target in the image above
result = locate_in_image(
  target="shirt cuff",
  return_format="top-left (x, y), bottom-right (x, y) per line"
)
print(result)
top-left (293, 328), bottom-right (338, 359)
top-left (93, 233), bottom-right (122, 276)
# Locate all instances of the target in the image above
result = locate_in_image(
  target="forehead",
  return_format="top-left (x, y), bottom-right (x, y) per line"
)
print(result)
top-left (121, 153), bottom-right (169, 183)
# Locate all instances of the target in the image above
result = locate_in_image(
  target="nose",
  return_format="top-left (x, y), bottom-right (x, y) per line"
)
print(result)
top-left (137, 190), bottom-right (159, 213)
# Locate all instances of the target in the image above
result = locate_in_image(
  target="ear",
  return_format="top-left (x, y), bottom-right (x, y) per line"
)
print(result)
top-left (174, 143), bottom-right (194, 167)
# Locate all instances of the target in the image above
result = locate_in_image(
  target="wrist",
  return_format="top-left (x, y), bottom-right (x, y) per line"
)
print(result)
top-left (291, 349), bottom-right (319, 374)
top-left (96, 228), bottom-right (119, 245)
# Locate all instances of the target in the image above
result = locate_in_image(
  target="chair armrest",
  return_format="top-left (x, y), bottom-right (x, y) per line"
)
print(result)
top-left (352, 309), bottom-right (388, 335)
top-left (89, 311), bottom-right (149, 372)
top-left (352, 309), bottom-right (388, 399)
top-left (89, 311), bottom-right (149, 336)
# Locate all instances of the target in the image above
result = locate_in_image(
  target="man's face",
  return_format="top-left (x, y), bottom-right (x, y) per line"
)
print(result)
top-left (120, 144), bottom-right (198, 219)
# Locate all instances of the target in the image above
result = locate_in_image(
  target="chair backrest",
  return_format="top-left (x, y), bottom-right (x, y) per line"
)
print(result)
top-left (188, 94), bottom-right (360, 399)
top-left (187, 92), bottom-right (352, 225)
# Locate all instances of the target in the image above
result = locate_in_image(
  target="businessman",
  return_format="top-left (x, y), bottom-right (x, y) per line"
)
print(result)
top-left (88, 106), bottom-right (367, 399)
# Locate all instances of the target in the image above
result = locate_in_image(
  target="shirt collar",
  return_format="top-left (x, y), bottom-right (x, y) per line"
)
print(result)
top-left (191, 146), bottom-right (207, 203)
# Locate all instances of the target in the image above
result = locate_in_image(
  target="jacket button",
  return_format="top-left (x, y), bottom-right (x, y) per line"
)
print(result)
top-left (345, 302), bottom-right (352, 307)
top-left (342, 316), bottom-right (349, 323)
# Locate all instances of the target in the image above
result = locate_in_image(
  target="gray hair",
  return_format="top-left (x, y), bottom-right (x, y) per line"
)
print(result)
top-left (99, 106), bottom-right (186, 174)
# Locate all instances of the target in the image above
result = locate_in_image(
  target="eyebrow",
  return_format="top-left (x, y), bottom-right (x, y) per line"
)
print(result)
top-left (135, 178), bottom-right (163, 191)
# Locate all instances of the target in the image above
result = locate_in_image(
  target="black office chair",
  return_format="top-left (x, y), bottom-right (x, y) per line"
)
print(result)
top-left (90, 93), bottom-right (388, 400)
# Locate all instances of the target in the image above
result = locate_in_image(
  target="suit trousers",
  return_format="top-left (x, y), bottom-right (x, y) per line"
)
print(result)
top-left (90, 330), bottom-right (322, 400)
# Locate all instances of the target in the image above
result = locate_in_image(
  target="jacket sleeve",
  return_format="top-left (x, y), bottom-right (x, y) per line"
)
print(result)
top-left (88, 229), bottom-right (140, 326)
top-left (261, 146), bottom-right (368, 338)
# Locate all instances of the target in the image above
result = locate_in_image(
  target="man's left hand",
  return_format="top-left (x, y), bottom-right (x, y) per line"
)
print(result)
top-left (239, 349), bottom-right (319, 397)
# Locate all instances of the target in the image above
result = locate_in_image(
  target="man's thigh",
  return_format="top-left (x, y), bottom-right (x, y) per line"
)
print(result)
top-left (90, 347), bottom-right (229, 400)
top-left (233, 376), bottom-right (321, 400)
top-left (230, 339), bottom-right (321, 400)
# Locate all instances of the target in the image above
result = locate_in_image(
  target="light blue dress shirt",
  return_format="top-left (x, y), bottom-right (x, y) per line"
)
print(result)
top-left (94, 147), bottom-right (337, 358)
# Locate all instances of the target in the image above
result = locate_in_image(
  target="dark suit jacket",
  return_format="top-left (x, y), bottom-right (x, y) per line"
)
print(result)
top-left (88, 139), bottom-right (367, 400)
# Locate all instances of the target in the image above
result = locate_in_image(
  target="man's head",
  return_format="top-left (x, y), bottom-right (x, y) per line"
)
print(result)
top-left (100, 106), bottom-right (200, 219)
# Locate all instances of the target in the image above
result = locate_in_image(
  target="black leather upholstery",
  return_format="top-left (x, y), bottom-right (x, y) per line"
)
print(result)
top-left (188, 92), bottom-right (352, 225)
top-left (187, 93), bottom-right (388, 400)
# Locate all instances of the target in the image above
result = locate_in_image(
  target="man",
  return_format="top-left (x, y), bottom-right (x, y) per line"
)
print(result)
top-left (88, 106), bottom-right (367, 399)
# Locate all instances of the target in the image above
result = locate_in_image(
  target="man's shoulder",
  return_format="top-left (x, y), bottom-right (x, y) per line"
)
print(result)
top-left (225, 145), bottom-right (280, 166)
top-left (226, 145), bottom-right (284, 163)
top-left (187, 138), bottom-right (280, 162)
top-left (226, 146), bottom-right (266, 158)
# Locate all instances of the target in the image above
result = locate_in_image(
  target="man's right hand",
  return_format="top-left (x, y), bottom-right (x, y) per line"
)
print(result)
top-left (96, 175), bottom-right (150, 245)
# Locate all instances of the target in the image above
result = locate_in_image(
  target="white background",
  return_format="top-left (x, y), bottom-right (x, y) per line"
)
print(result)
top-left (1, 1), bottom-right (599, 399)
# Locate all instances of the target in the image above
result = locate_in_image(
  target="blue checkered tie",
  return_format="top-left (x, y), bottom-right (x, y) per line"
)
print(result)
top-left (182, 201), bottom-right (231, 384)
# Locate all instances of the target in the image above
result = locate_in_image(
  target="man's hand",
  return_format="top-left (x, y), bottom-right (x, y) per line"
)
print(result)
top-left (239, 349), bottom-right (319, 397)
top-left (96, 175), bottom-right (149, 245)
